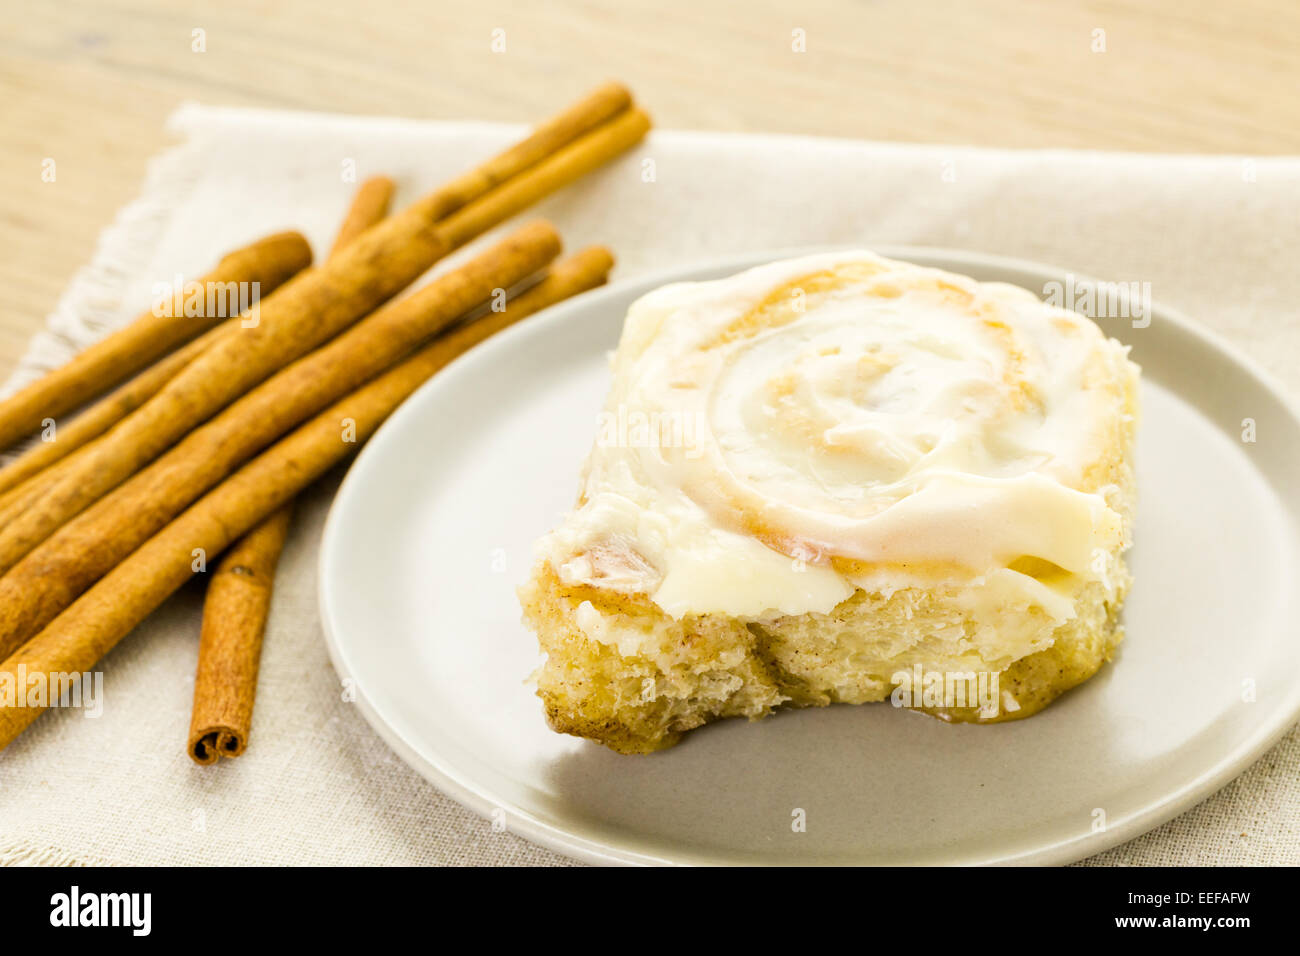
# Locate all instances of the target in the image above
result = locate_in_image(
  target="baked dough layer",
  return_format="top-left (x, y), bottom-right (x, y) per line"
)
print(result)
top-left (520, 546), bottom-right (1129, 753)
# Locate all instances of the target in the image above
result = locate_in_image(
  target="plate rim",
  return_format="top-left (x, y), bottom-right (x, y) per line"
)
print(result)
top-left (318, 244), bottom-right (1300, 866)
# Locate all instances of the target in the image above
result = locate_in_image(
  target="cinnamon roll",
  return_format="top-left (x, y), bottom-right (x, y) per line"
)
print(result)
top-left (520, 251), bottom-right (1139, 753)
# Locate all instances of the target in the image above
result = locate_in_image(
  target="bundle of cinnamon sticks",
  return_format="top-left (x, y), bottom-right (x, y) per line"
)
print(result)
top-left (0, 82), bottom-right (647, 760)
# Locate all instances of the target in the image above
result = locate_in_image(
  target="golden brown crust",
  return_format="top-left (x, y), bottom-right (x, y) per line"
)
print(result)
top-left (522, 554), bottom-right (1130, 753)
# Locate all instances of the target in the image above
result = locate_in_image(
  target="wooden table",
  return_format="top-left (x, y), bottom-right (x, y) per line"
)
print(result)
top-left (3, 0), bottom-right (1298, 378)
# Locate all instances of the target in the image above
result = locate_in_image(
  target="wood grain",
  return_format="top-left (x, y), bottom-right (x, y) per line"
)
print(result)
top-left (3, 0), bottom-right (1298, 380)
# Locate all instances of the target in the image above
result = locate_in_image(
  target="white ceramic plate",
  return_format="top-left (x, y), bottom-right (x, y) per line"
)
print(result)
top-left (319, 247), bottom-right (1300, 866)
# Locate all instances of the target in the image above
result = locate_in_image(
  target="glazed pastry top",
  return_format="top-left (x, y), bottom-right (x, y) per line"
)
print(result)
top-left (537, 250), bottom-right (1139, 620)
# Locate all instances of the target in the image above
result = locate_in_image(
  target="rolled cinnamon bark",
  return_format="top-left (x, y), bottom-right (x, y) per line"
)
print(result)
top-left (187, 506), bottom-right (293, 763)
top-left (0, 182), bottom-right (398, 504)
top-left (0, 247), bottom-right (615, 751)
top-left (328, 176), bottom-right (396, 259)
top-left (0, 83), bottom-right (646, 574)
top-left (0, 222), bottom-right (562, 659)
top-left (0, 231), bottom-right (311, 452)
top-left (0, 237), bottom-right (312, 519)
top-left (408, 81), bottom-right (632, 224)
top-left (438, 108), bottom-right (650, 249)
top-left (188, 175), bottom-right (397, 765)
top-left (0, 334), bottom-right (207, 503)
top-left (0, 436), bottom-right (90, 530)
top-left (0, 95), bottom-right (640, 507)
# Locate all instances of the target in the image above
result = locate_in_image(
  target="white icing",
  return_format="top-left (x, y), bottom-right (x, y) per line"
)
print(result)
top-left (537, 251), bottom-right (1138, 619)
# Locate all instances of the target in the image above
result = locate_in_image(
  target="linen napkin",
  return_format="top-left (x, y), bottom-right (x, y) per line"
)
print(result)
top-left (1, 104), bottom-right (1297, 866)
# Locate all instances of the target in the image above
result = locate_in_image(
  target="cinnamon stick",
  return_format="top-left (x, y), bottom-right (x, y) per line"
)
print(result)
top-left (328, 176), bottom-right (396, 259)
top-left (0, 83), bottom-right (646, 574)
top-left (406, 81), bottom-right (632, 223)
top-left (437, 108), bottom-right (650, 249)
top-left (0, 182), bottom-right (396, 504)
top-left (188, 176), bottom-right (395, 764)
top-left (0, 231), bottom-right (311, 451)
top-left (0, 335), bottom-right (205, 503)
top-left (0, 258), bottom-right (301, 521)
top-left (187, 506), bottom-right (292, 763)
top-left (0, 222), bottom-right (563, 659)
top-left (0, 437), bottom-right (88, 530)
top-left (0, 247), bottom-right (615, 750)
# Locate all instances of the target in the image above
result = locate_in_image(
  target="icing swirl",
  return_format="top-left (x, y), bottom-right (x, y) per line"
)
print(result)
top-left (540, 251), bottom-right (1138, 619)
